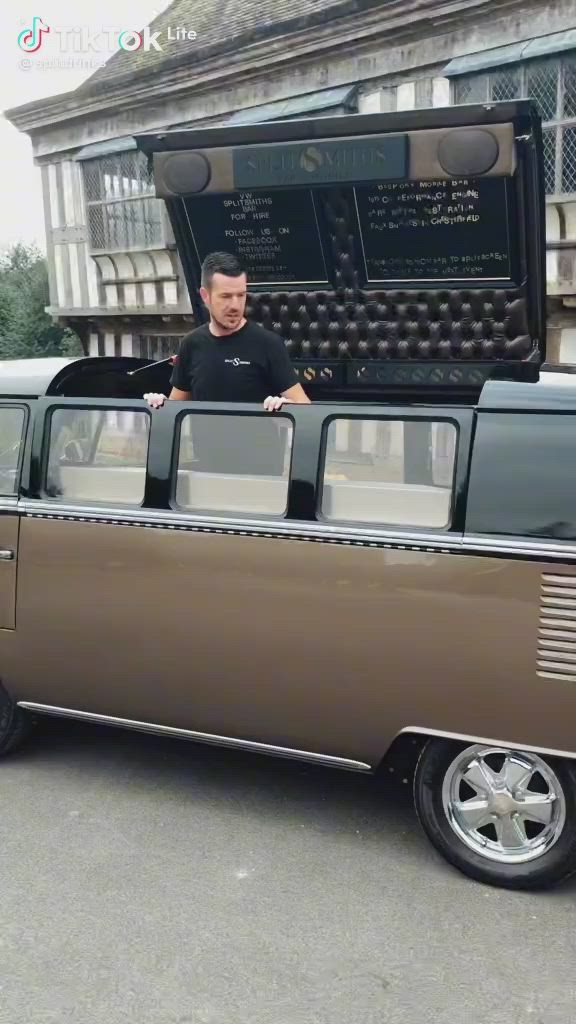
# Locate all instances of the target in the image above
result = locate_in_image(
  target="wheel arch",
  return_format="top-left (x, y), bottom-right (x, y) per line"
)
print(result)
top-left (379, 726), bottom-right (576, 772)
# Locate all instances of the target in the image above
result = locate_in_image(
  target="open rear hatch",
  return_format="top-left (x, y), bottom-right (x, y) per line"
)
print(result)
top-left (134, 100), bottom-right (546, 403)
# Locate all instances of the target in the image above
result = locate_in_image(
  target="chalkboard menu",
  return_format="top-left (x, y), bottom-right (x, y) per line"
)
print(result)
top-left (185, 188), bottom-right (328, 287)
top-left (354, 177), bottom-right (512, 283)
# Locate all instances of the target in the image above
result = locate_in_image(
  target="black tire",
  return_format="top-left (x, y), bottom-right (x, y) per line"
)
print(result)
top-left (0, 687), bottom-right (32, 756)
top-left (413, 738), bottom-right (576, 891)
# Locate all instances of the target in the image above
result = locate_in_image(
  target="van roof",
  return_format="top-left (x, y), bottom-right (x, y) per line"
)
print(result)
top-left (0, 358), bottom-right (77, 397)
top-left (479, 367), bottom-right (576, 411)
top-left (1, 357), bottom-right (576, 411)
top-left (0, 357), bottom-right (150, 397)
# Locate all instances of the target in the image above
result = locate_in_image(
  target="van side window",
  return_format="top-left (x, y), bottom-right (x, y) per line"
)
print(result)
top-left (466, 413), bottom-right (576, 540)
top-left (320, 418), bottom-right (457, 529)
top-left (46, 408), bottom-right (150, 505)
top-left (175, 413), bottom-right (293, 516)
top-left (0, 406), bottom-right (25, 496)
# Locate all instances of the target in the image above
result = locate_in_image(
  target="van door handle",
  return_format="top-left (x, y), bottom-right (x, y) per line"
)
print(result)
top-left (0, 550), bottom-right (14, 561)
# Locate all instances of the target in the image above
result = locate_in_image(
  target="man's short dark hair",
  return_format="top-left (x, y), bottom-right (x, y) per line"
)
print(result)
top-left (201, 252), bottom-right (246, 288)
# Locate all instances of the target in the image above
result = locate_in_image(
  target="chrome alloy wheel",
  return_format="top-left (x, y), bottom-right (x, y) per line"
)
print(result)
top-left (442, 745), bottom-right (566, 864)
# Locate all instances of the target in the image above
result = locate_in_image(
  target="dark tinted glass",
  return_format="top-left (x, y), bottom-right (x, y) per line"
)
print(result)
top-left (466, 413), bottom-right (576, 540)
top-left (0, 407), bottom-right (25, 495)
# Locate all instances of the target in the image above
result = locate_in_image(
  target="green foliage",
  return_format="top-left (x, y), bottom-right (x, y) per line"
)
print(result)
top-left (0, 243), bottom-right (83, 360)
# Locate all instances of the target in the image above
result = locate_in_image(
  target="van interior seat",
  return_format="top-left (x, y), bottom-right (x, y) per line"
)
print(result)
top-left (50, 467), bottom-right (450, 526)
top-left (53, 465), bottom-right (145, 504)
top-left (322, 480), bottom-right (451, 527)
top-left (176, 470), bottom-right (451, 527)
top-left (176, 469), bottom-right (288, 515)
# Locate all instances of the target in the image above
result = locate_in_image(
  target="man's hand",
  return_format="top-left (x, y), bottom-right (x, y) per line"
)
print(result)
top-left (263, 395), bottom-right (293, 412)
top-left (144, 393), bottom-right (302, 411)
top-left (144, 393), bottom-right (167, 409)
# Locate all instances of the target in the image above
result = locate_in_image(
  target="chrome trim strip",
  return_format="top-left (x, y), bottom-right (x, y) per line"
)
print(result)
top-left (540, 629), bottom-right (576, 641)
top-left (399, 725), bottom-right (576, 762)
top-left (539, 638), bottom-right (576, 652)
top-left (18, 502), bottom-right (576, 562)
top-left (542, 586), bottom-right (576, 598)
top-left (537, 618), bottom-right (573, 634)
top-left (538, 672), bottom-right (576, 683)
top-left (16, 702), bottom-right (373, 772)
top-left (542, 595), bottom-right (576, 606)
top-left (463, 534), bottom-right (576, 560)
top-left (537, 658), bottom-right (576, 672)
top-left (19, 500), bottom-right (462, 552)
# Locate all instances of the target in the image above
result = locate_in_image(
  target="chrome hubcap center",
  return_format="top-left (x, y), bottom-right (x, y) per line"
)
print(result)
top-left (489, 790), bottom-right (517, 817)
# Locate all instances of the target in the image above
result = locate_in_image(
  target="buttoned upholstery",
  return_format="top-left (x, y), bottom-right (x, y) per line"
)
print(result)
top-left (246, 287), bottom-right (532, 362)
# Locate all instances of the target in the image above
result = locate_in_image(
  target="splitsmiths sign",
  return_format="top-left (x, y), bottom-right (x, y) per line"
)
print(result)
top-left (233, 135), bottom-right (408, 188)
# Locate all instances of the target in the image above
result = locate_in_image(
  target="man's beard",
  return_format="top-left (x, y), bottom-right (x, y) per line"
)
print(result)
top-left (212, 313), bottom-right (243, 333)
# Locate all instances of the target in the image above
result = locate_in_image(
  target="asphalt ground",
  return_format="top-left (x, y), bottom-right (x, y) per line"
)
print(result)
top-left (0, 718), bottom-right (574, 1024)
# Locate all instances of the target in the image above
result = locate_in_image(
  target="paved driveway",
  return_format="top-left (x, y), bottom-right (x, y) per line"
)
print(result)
top-left (0, 720), bottom-right (574, 1024)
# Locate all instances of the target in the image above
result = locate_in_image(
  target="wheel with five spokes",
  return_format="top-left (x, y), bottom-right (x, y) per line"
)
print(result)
top-left (414, 739), bottom-right (576, 890)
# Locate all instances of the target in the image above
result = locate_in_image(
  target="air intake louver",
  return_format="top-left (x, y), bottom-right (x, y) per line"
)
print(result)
top-left (538, 574), bottom-right (576, 681)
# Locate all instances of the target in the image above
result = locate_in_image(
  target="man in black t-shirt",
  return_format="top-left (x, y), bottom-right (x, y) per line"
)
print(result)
top-left (144, 251), bottom-right (310, 473)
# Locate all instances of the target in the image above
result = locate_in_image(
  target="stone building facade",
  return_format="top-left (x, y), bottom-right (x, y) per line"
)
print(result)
top-left (5, 0), bottom-right (576, 362)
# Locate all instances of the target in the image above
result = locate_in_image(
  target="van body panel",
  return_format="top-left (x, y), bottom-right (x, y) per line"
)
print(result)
top-left (0, 516), bottom-right (19, 630)
top-left (7, 510), bottom-right (573, 765)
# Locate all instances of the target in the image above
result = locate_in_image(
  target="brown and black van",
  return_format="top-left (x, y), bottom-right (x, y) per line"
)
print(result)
top-left (1, 100), bottom-right (575, 890)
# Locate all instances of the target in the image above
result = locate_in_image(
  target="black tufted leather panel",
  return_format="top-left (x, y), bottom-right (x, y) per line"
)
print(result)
top-left (245, 186), bottom-right (532, 364)
top-left (245, 287), bottom-right (532, 362)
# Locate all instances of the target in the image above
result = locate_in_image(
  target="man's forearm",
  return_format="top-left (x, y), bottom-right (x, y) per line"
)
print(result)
top-left (281, 383), bottom-right (311, 404)
top-left (169, 388), bottom-right (192, 400)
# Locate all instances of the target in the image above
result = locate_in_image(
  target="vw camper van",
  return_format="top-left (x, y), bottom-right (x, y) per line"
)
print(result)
top-left (1, 100), bottom-right (575, 891)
